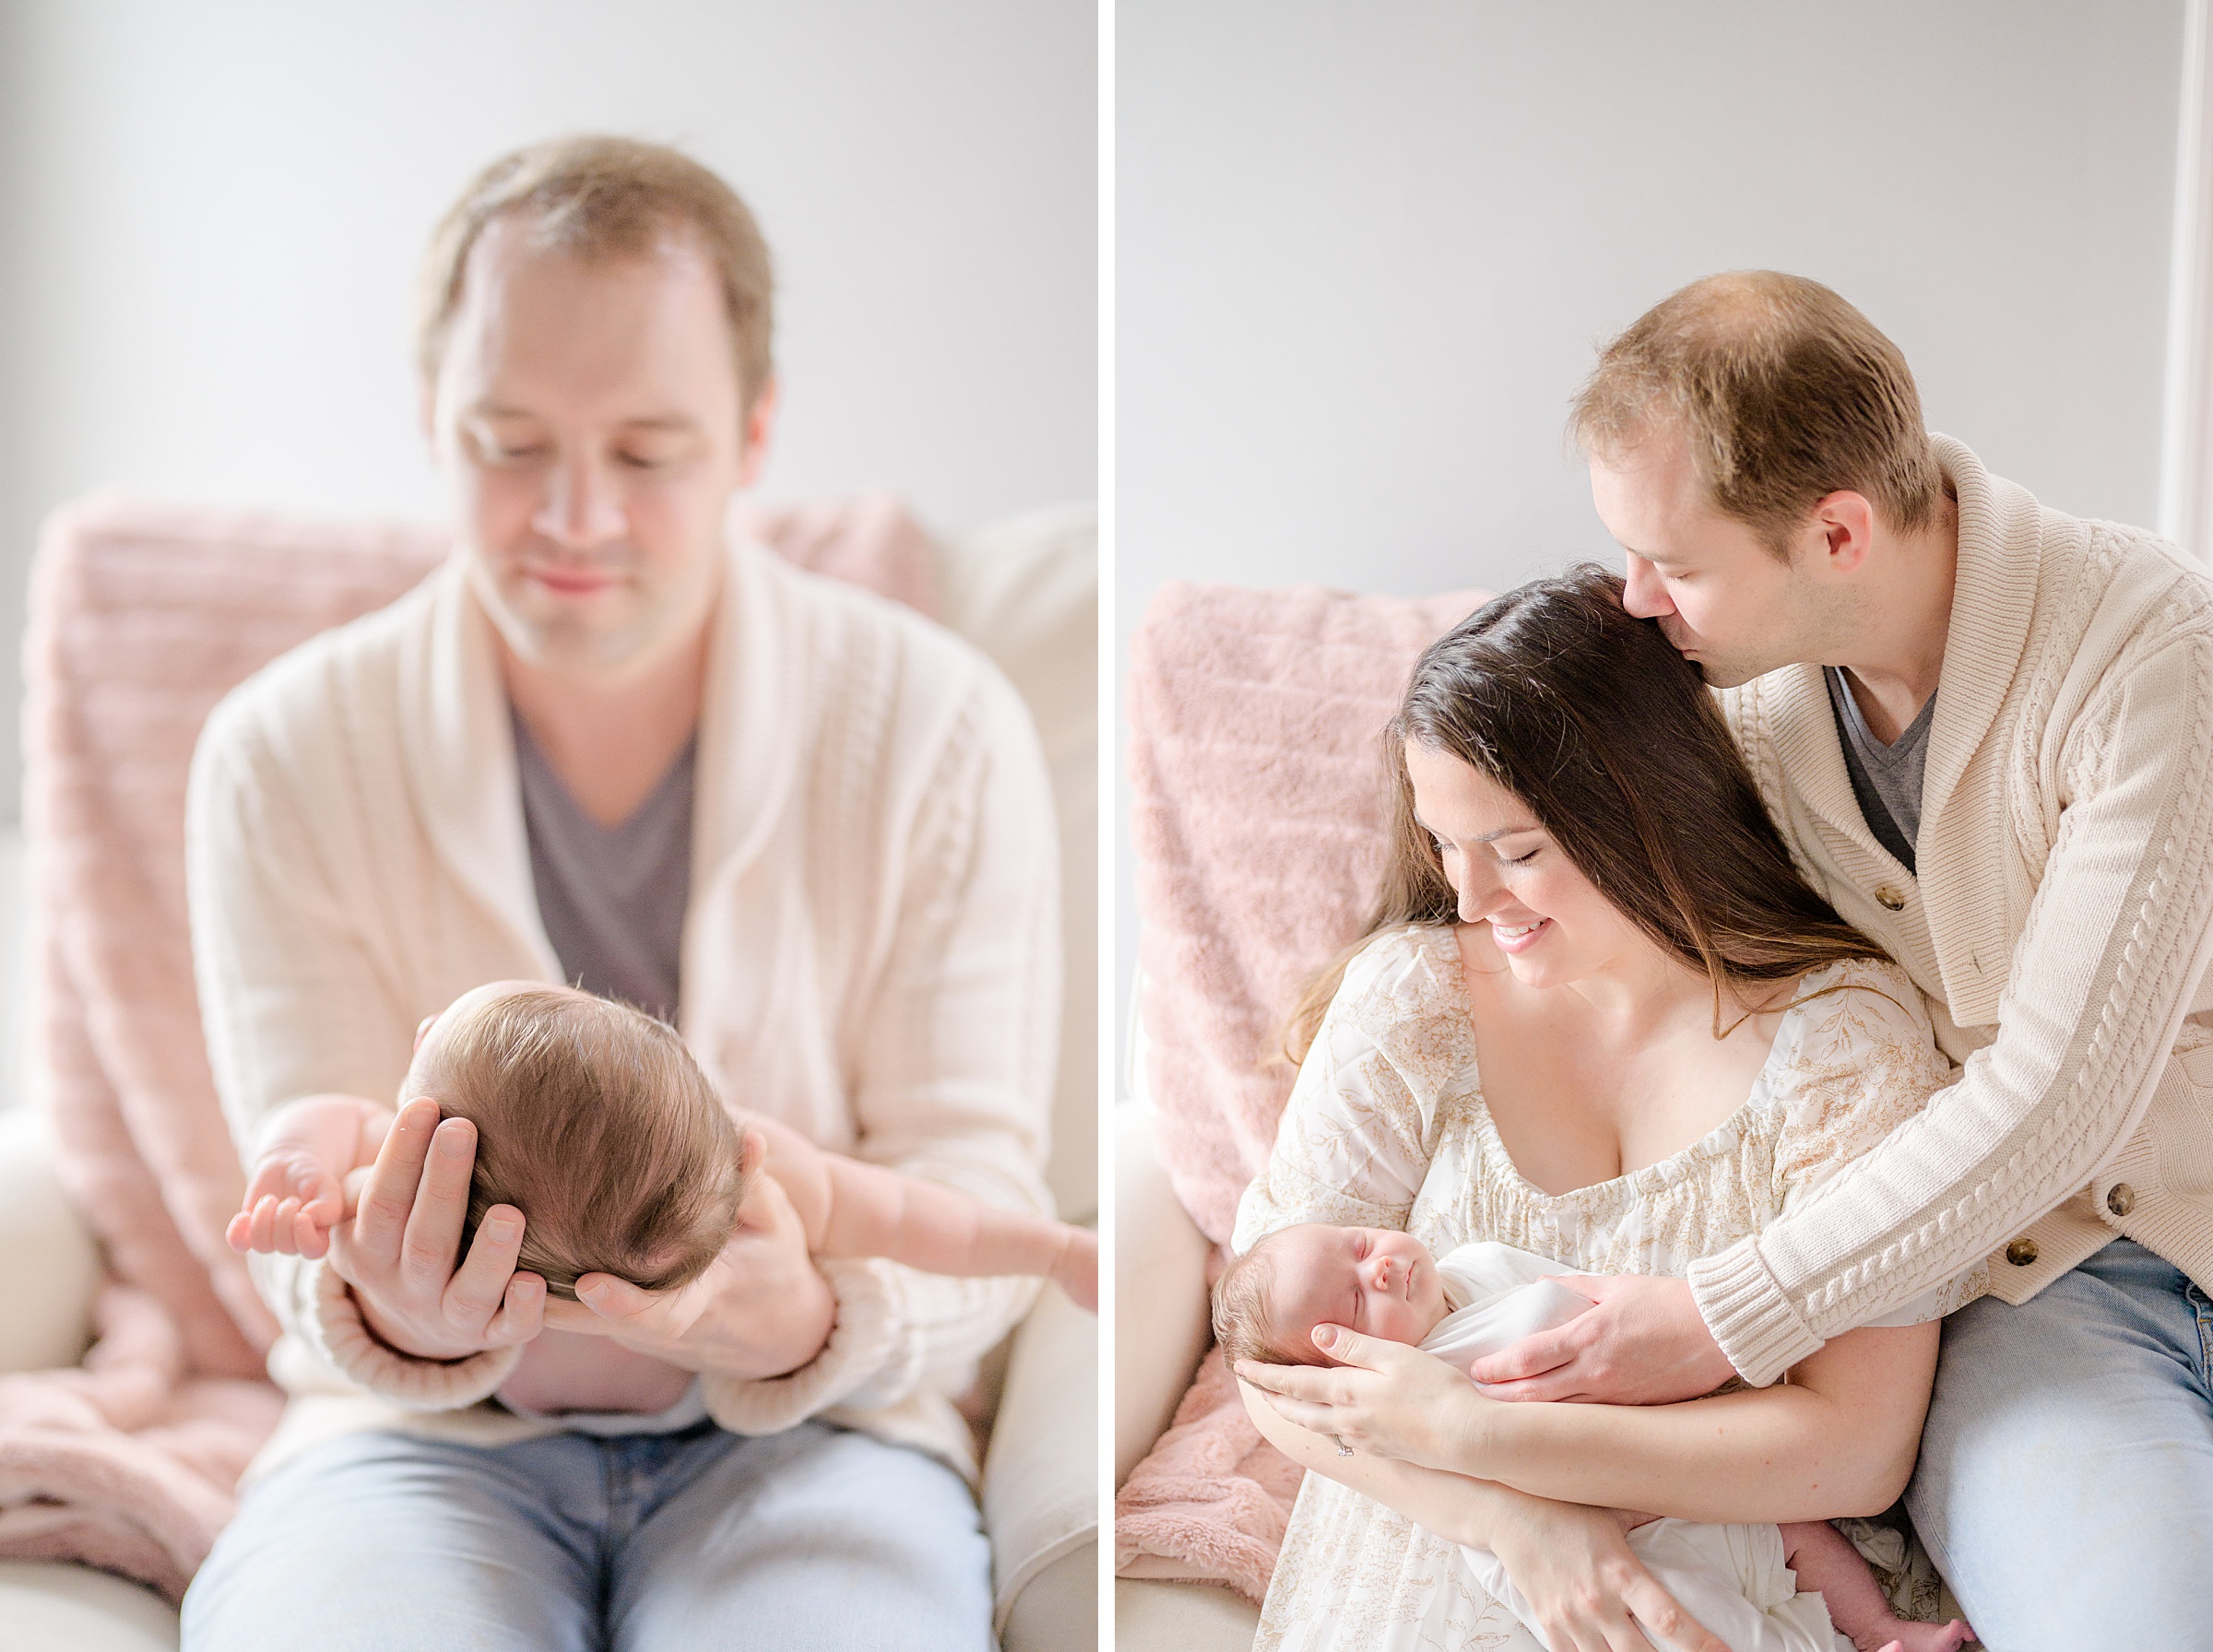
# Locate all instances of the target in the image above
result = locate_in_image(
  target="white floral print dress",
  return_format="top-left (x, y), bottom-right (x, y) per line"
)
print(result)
top-left (1232, 925), bottom-right (1983, 1652)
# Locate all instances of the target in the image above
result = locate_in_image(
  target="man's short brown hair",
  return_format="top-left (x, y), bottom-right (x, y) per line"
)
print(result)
top-left (417, 985), bottom-right (748, 1301)
top-left (417, 134), bottom-right (775, 417)
top-left (1569, 271), bottom-right (1942, 552)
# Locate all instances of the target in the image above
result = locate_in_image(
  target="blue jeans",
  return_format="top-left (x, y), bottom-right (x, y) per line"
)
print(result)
top-left (1904, 1240), bottom-right (2213, 1650)
top-left (181, 1420), bottom-right (994, 1650)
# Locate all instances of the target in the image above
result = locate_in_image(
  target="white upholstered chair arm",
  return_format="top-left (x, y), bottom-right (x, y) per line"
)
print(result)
top-left (0, 1107), bottom-right (102, 1376)
top-left (1113, 1103), bottom-right (1213, 1487)
top-left (984, 1280), bottom-right (1098, 1650)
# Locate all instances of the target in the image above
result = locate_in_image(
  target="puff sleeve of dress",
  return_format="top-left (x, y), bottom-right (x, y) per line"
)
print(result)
top-left (1762, 957), bottom-right (1987, 1326)
top-left (1232, 927), bottom-right (1465, 1254)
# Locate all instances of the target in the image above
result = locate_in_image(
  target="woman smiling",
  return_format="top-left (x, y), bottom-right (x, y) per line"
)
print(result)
top-left (1229, 568), bottom-right (1982, 1652)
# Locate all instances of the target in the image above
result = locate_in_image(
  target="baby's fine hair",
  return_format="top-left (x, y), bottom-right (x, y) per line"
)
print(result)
top-left (1213, 1230), bottom-right (1333, 1371)
top-left (419, 986), bottom-right (748, 1301)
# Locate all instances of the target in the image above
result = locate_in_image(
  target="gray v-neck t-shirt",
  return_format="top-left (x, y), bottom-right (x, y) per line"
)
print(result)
top-left (1823, 666), bottom-right (1933, 875)
top-left (513, 710), bottom-right (695, 1024)
top-left (503, 711), bottom-right (706, 1434)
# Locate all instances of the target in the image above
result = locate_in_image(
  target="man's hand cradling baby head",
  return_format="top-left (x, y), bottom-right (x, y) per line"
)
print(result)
top-left (410, 983), bottom-right (750, 1302)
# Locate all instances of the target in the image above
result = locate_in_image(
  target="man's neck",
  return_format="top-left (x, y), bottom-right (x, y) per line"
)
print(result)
top-left (504, 626), bottom-right (710, 830)
top-left (1834, 491), bottom-right (1959, 745)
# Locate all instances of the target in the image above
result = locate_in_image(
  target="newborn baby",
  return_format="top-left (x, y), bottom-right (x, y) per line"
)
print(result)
top-left (1215, 1225), bottom-right (1971, 1652)
top-left (230, 982), bottom-right (1095, 1415)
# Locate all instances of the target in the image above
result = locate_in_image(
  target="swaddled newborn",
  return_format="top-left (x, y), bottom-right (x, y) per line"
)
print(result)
top-left (1216, 1225), bottom-right (1971, 1652)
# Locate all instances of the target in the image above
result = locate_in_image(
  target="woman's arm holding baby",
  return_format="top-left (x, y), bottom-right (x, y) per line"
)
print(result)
top-left (1239, 1380), bottom-right (1729, 1652)
top-left (747, 1116), bottom-right (1097, 1308)
top-left (1244, 1318), bottom-right (1937, 1524)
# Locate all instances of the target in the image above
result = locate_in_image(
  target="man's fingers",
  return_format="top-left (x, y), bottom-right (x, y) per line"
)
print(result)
top-left (400, 1116), bottom-right (477, 1283)
top-left (572, 1272), bottom-right (657, 1325)
top-left (1469, 1324), bottom-right (1581, 1385)
top-left (538, 1297), bottom-right (615, 1336)
top-left (352, 1098), bottom-right (440, 1259)
top-left (444, 1201), bottom-right (523, 1327)
top-left (486, 1270), bottom-right (546, 1346)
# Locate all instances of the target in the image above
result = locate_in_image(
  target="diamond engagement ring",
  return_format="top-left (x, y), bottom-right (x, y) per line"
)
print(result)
top-left (1333, 1434), bottom-right (1354, 1457)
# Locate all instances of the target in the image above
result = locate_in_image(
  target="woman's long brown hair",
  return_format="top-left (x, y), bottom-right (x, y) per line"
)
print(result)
top-left (1284, 566), bottom-right (1886, 1061)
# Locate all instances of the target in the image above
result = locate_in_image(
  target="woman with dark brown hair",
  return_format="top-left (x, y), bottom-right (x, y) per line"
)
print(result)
top-left (1227, 568), bottom-right (1981, 1652)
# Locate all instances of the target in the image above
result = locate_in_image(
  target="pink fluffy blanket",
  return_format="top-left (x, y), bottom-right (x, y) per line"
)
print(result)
top-left (5, 493), bottom-right (940, 1605)
top-left (1115, 579), bottom-right (1485, 1603)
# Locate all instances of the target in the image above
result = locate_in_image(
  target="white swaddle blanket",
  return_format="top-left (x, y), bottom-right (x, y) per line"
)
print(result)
top-left (1424, 1243), bottom-right (1851, 1652)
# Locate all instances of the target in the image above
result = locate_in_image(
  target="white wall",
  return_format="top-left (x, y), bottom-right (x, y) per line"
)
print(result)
top-left (0, 0), bottom-right (1096, 822)
top-left (1116, 0), bottom-right (2189, 1080)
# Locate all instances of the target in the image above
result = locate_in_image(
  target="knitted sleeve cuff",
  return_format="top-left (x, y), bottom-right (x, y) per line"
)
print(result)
top-left (309, 1262), bottom-right (522, 1410)
top-left (1686, 1239), bottom-right (1824, 1389)
top-left (700, 1257), bottom-right (904, 1434)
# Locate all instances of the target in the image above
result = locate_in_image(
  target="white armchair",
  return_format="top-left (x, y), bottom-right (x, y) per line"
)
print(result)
top-left (1112, 1102), bottom-right (1260, 1650)
top-left (0, 502), bottom-right (1098, 1650)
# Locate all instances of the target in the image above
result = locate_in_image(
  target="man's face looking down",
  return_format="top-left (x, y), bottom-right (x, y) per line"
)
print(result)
top-left (1589, 421), bottom-right (1852, 689)
top-left (425, 213), bottom-right (774, 679)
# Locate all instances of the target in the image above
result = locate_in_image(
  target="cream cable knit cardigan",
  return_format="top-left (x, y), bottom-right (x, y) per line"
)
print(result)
top-left (1691, 437), bottom-right (2213, 1386)
top-left (185, 539), bottom-right (1059, 1477)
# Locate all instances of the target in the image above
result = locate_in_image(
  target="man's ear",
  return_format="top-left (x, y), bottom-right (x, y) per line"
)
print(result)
top-left (1809, 490), bottom-right (1876, 575)
top-left (733, 376), bottom-right (779, 490)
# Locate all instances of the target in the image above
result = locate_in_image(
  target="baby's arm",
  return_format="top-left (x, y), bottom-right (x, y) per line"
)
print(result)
top-left (226, 1093), bottom-right (394, 1259)
top-left (745, 1117), bottom-right (1095, 1310)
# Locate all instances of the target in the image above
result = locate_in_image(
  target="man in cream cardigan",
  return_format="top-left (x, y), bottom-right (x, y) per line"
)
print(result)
top-left (179, 137), bottom-right (1058, 1648)
top-left (1468, 273), bottom-right (2213, 1647)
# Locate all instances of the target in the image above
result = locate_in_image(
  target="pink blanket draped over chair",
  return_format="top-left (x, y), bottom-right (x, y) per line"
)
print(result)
top-left (3, 492), bottom-right (939, 1604)
top-left (1114, 579), bottom-right (1487, 1604)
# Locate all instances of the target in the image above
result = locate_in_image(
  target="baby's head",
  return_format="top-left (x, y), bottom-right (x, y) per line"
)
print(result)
top-left (408, 982), bottom-right (750, 1301)
top-left (1213, 1223), bottom-right (1448, 1368)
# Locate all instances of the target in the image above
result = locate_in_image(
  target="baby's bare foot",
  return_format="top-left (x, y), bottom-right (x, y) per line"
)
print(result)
top-left (1859, 1619), bottom-right (1973, 1652)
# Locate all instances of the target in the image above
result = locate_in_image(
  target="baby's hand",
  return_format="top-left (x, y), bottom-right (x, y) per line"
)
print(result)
top-left (227, 1149), bottom-right (346, 1258)
top-left (1052, 1225), bottom-right (1098, 1314)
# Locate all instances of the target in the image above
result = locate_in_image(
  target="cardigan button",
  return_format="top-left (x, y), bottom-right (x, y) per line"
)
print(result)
top-left (2005, 1237), bottom-right (2040, 1267)
top-left (2106, 1183), bottom-right (2136, 1218)
top-left (1874, 884), bottom-right (1907, 913)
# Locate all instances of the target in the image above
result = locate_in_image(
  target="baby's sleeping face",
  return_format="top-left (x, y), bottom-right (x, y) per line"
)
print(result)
top-left (1261, 1223), bottom-right (1450, 1356)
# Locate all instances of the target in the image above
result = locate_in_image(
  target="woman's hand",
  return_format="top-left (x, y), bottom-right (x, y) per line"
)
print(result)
top-left (541, 1172), bottom-right (836, 1381)
top-left (1488, 1500), bottom-right (1730, 1652)
top-left (1235, 1323), bottom-right (1492, 1469)
top-left (325, 1098), bottom-right (547, 1360)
